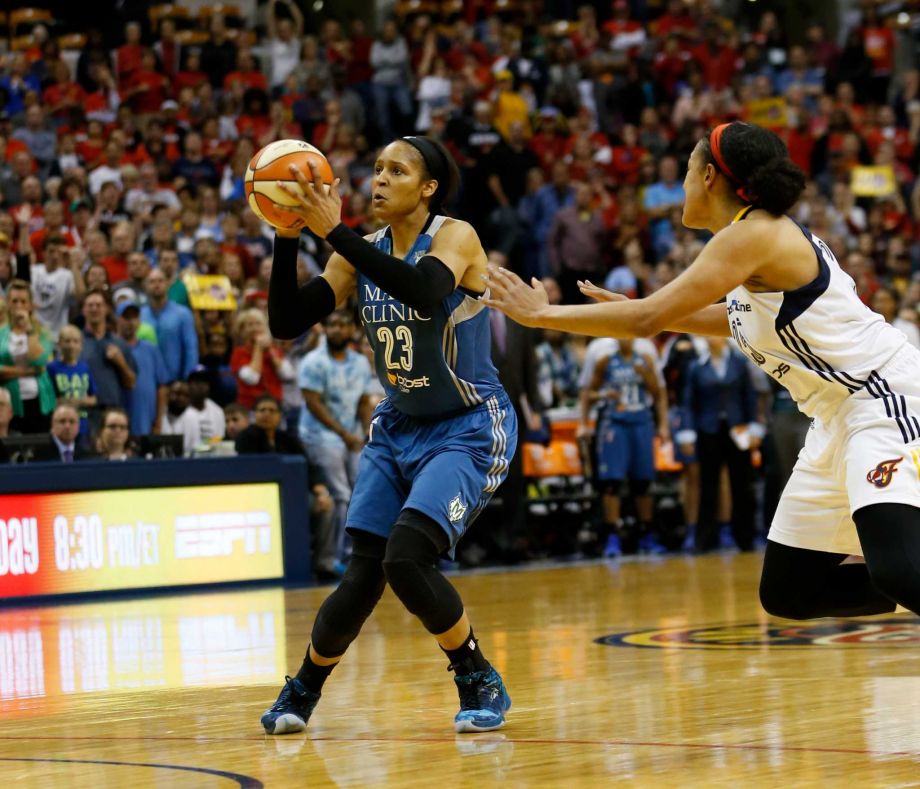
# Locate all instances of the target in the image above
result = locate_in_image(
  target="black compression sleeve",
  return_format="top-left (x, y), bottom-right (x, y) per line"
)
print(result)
top-left (325, 223), bottom-right (455, 316)
top-left (267, 234), bottom-right (336, 339)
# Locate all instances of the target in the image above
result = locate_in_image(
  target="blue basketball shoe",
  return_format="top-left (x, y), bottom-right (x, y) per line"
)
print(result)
top-left (261, 676), bottom-right (320, 735)
top-left (453, 667), bottom-right (512, 733)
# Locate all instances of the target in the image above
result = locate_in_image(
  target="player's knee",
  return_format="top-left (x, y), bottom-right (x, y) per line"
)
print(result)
top-left (312, 554), bottom-right (386, 656)
top-left (856, 504), bottom-right (920, 613)
top-left (382, 523), bottom-right (439, 610)
top-left (759, 573), bottom-right (819, 620)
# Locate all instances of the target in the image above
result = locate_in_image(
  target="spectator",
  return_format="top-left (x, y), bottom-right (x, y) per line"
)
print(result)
top-left (267, 0), bottom-right (305, 91)
top-left (872, 286), bottom-right (920, 349)
top-left (33, 403), bottom-right (93, 462)
top-left (157, 248), bottom-right (191, 306)
top-left (235, 393), bottom-right (339, 579)
top-left (29, 235), bottom-right (85, 338)
top-left (141, 268), bottom-right (199, 382)
top-left (100, 221), bottom-right (135, 284)
top-left (535, 329), bottom-right (580, 408)
top-left (160, 380), bottom-right (199, 455)
top-left (186, 365), bottom-right (226, 445)
top-left (173, 132), bottom-right (219, 189)
top-left (80, 289), bottom-right (137, 412)
top-left (529, 160), bottom-right (576, 276)
top-left (298, 310), bottom-right (374, 560)
top-left (12, 106), bottom-right (56, 169)
top-left (224, 402), bottom-right (250, 440)
top-left (96, 406), bottom-right (133, 460)
top-left (231, 308), bottom-right (292, 409)
top-left (47, 324), bottom-right (97, 441)
top-left (643, 155), bottom-right (685, 261)
top-left (0, 388), bottom-right (16, 439)
top-left (112, 251), bottom-right (152, 306)
top-left (370, 18), bottom-right (413, 140)
top-left (115, 300), bottom-right (169, 437)
top-left (0, 280), bottom-right (55, 433)
top-left (547, 181), bottom-right (608, 304)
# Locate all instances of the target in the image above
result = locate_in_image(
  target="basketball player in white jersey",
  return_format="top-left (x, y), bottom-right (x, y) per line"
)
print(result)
top-left (483, 121), bottom-right (920, 619)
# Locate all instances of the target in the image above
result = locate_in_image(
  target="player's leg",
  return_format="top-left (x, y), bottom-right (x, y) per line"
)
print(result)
top-left (597, 419), bottom-right (626, 555)
top-left (630, 416), bottom-right (663, 553)
top-left (760, 422), bottom-right (897, 619)
top-left (261, 420), bottom-right (406, 734)
top-left (759, 539), bottom-right (895, 619)
top-left (261, 530), bottom-right (389, 734)
top-left (855, 504), bottom-right (920, 614)
top-left (382, 509), bottom-right (511, 733)
top-left (695, 430), bottom-right (722, 552)
top-left (725, 439), bottom-right (755, 550)
top-left (390, 398), bottom-right (517, 732)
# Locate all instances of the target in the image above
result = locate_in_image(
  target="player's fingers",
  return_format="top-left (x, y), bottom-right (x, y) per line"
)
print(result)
top-left (530, 277), bottom-right (546, 294)
top-left (288, 164), bottom-right (315, 198)
top-left (307, 160), bottom-right (325, 191)
top-left (276, 182), bottom-right (308, 207)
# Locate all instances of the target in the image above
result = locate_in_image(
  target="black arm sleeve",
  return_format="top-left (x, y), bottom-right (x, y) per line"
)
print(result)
top-left (325, 223), bottom-right (456, 317)
top-left (267, 235), bottom-right (336, 340)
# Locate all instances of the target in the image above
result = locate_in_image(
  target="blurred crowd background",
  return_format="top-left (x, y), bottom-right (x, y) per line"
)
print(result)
top-left (0, 0), bottom-right (919, 571)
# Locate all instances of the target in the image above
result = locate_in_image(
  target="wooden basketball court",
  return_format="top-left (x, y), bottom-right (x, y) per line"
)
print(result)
top-left (1, 554), bottom-right (918, 786)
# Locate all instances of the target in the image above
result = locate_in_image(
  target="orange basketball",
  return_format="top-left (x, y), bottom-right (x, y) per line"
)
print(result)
top-left (244, 139), bottom-right (335, 231)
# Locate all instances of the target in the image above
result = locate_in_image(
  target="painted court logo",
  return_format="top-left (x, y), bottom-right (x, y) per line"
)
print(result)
top-left (866, 456), bottom-right (903, 488)
top-left (596, 619), bottom-right (920, 649)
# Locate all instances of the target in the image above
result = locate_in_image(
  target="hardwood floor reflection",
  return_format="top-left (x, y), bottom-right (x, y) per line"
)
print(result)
top-left (1, 554), bottom-right (919, 787)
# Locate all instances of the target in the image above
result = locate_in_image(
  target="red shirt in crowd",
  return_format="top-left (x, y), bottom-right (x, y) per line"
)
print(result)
top-left (116, 43), bottom-right (143, 88)
top-left (862, 24), bottom-right (895, 76)
top-left (608, 144), bottom-right (648, 185)
top-left (691, 42), bottom-right (738, 91)
top-left (230, 345), bottom-right (284, 408)
top-left (530, 132), bottom-right (569, 174)
top-left (128, 69), bottom-right (170, 114)
top-left (223, 69), bottom-right (268, 93)
top-left (42, 81), bottom-right (86, 120)
top-left (174, 69), bottom-right (208, 93)
top-left (100, 254), bottom-right (129, 283)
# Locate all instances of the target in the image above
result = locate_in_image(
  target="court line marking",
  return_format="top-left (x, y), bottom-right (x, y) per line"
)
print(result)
top-left (1, 735), bottom-right (917, 759)
top-left (0, 757), bottom-right (262, 787)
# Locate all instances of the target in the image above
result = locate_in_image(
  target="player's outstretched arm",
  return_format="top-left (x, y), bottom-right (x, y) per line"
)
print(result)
top-left (578, 281), bottom-right (729, 337)
top-left (482, 222), bottom-right (767, 338)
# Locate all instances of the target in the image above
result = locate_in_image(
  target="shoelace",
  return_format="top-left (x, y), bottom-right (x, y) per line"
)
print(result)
top-left (270, 676), bottom-right (302, 711)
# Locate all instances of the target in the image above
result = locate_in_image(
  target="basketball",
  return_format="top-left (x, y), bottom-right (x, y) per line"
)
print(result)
top-left (244, 139), bottom-right (335, 231)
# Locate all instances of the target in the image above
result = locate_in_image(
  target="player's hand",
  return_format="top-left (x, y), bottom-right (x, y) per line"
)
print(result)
top-left (680, 442), bottom-right (694, 457)
top-left (275, 162), bottom-right (342, 239)
top-left (578, 280), bottom-right (628, 303)
top-left (480, 265), bottom-right (550, 328)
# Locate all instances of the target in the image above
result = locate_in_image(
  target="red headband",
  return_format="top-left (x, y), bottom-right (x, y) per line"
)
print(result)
top-left (709, 123), bottom-right (752, 203)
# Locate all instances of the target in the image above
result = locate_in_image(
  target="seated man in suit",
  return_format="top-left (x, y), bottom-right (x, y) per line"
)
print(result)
top-left (235, 395), bottom-right (338, 580)
top-left (34, 403), bottom-right (95, 462)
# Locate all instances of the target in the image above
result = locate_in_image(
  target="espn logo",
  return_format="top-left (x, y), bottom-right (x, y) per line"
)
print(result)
top-left (175, 511), bottom-right (272, 559)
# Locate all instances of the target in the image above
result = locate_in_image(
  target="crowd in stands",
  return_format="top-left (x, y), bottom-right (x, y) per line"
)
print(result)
top-left (1, 0), bottom-right (919, 566)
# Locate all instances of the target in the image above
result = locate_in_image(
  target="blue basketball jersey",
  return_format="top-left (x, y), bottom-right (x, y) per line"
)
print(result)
top-left (600, 352), bottom-right (651, 423)
top-left (357, 215), bottom-right (505, 418)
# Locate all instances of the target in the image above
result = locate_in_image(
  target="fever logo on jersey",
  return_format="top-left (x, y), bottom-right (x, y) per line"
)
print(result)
top-left (447, 495), bottom-right (467, 523)
top-left (866, 457), bottom-right (903, 488)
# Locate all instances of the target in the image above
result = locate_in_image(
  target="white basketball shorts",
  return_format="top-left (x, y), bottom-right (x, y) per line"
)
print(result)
top-left (769, 343), bottom-right (920, 556)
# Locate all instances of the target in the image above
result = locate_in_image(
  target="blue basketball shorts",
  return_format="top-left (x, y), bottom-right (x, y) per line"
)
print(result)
top-left (346, 394), bottom-right (517, 550)
top-left (596, 414), bottom-right (655, 482)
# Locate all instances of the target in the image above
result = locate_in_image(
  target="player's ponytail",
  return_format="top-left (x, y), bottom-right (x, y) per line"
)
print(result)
top-left (401, 136), bottom-right (460, 213)
top-left (704, 122), bottom-right (806, 216)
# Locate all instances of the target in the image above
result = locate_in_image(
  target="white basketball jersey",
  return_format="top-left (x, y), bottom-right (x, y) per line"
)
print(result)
top-left (724, 213), bottom-right (907, 424)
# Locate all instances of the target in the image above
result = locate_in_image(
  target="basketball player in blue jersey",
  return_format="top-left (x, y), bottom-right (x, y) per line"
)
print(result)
top-left (484, 121), bottom-right (920, 624)
top-left (587, 338), bottom-right (665, 554)
top-left (259, 136), bottom-right (516, 735)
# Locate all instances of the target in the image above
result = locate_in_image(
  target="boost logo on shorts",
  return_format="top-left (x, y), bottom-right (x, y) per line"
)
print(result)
top-left (596, 619), bottom-right (920, 649)
top-left (866, 456), bottom-right (903, 488)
